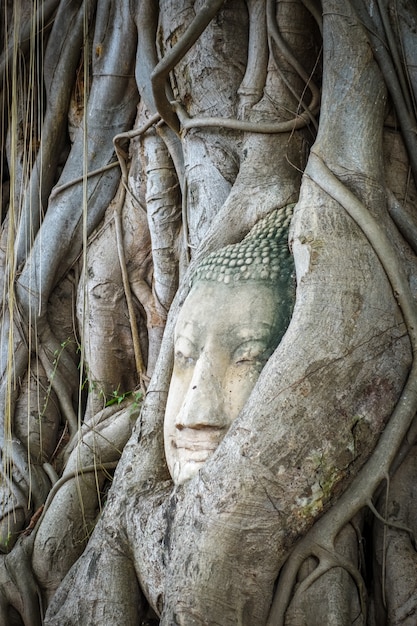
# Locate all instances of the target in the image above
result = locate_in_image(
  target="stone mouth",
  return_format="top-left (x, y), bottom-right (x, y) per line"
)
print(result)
top-left (174, 428), bottom-right (224, 453)
top-left (175, 438), bottom-right (220, 452)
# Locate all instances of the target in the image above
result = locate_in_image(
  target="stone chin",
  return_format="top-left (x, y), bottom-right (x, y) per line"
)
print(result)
top-left (172, 458), bottom-right (208, 485)
top-left (170, 435), bottom-right (222, 484)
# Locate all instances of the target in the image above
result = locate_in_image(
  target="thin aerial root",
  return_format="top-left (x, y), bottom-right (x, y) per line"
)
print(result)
top-left (387, 190), bottom-right (417, 255)
top-left (350, 0), bottom-right (417, 182)
top-left (111, 113), bottom-right (167, 392)
top-left (182, 174), bottom-right (191, 265)
top-left (175, 104), bottom-right (319, 135)
top-left (382, 474), bottom-right (389, 608)
top-left (297, 552), bottom-right (366, 618)
top-left (36, 461), bottom-right (119, 534)
top-left (376, 0), bottom-right (414, 116)
top-left (172, 0), bottom-right (322, 136)
top-left (113, 112), bottom-right (161, 182)
top-left (0, 0), bottom-right (59, 84)
top-left (42, 463), bottom-right (58, 486)
top-left (38, 346), bottom-right (78, 438)
top-left (114, 198), bottom-right (147, 391)
top-left (266, 0), bottom-right (321, 113)
top-left (267, 548), bottom-right (308, 626)
top-left (49, 161), bottom-right (120, 200)
top-left (269, 542), bottom-right (367, 626)
top-left (151, 0), bottom-right (226, 132)
top-left (366, 499), bottom-right (416, 545)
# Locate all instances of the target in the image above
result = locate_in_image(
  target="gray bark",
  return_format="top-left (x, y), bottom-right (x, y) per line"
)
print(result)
top-left (0, 1), bottom-right (416, 625)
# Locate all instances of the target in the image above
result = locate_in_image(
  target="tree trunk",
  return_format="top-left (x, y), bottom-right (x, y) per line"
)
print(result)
top-left (0, 1), bottom-right (416, 625)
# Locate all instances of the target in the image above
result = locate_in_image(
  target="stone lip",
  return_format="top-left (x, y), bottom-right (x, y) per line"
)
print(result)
top-left (175, 428), bottom-right (224, 453)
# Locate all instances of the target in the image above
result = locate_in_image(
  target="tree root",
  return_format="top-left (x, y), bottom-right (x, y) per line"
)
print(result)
top-left (14, 0), bottom-right (91, 268)
top-left (300, 0), bottom-right (323, 34)
top-left (112, 114), bottom-right (167, 392)
top-left (38, 343), bottom-right (78, 438)
top-left (175, 104), bottom-right (320, 135)
top-left (49, 160), bottom-right (119, 201)
top-left (237, 0), bottom-right (268, 115)
top-left (267, 152), bottom-right (417, 625)
top-left (267, 0), bottom-right (320, 128)
top-left (134, 3), bottom-right (185, 187)
top-left (286, 545), bottom-right (368, 621)
top-left (170, 0), bottom-right (321, 136)
top-left (0, 0), bottom-right (59, 86)
top-left (366, 498), bottom-right (416, 548)
top-left (113, 192), bottom-right (146, 392)
top-left (387, 190), bottom-right (417, 255)
top-left (0, 540), bottom-right (44, 626)
top-left (32, 461), bottom-right (119, 540)
top-left (151, 0), bottom-right (226, 133)
top-left (350, 0), bottom-right (417, 183)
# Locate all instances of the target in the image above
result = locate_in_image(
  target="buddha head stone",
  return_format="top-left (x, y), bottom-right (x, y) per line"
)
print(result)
top-left (164, 205), bottom-right (295, 485)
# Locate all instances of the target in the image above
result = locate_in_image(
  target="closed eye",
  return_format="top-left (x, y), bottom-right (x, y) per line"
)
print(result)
top-left (175, 350), bottom-right (197, 367)
top-left (233, 340), bottom-right (271, 366)
top-left (174, 335), bottom-right (199, 368)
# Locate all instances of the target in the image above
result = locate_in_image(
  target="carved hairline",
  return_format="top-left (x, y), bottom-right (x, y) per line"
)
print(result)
top-left (190, 204), bottom-right (295, 287)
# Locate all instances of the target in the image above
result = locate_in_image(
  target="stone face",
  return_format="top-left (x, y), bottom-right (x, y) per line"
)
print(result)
top-left (164, 206), bottom-right (296, 485)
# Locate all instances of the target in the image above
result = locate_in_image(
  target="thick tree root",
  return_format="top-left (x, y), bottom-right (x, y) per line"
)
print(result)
top-left (267, 153), bottom-right (417, 625)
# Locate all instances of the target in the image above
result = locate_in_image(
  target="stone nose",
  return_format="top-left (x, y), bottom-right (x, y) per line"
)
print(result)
top-left (176, 353), bottom-right (226, 430)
